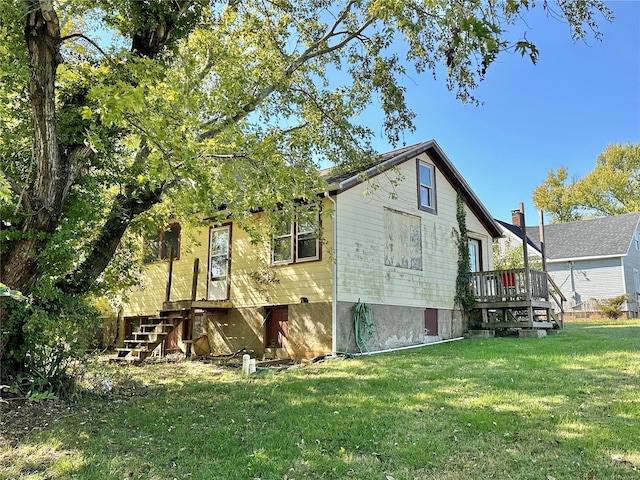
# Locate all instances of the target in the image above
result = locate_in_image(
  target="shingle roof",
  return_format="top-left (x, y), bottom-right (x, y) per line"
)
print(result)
top-left (323, 140), bottom-right (502, 238)
top-left (321, 143), bottom-right (419, 186)
top-left (499, 212), bottom-right (640, 261)
top-left (495, 219), bottom-right (541, 251)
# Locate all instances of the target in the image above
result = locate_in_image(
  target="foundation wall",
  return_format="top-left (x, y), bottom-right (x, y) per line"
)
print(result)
top-left (336, 301), bottom-right (464, 354)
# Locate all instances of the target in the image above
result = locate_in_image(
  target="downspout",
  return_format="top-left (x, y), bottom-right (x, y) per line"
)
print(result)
top-left (324, 191), bottom-right (337, 355)
top-left (569, 261), bottom-right (576, 302)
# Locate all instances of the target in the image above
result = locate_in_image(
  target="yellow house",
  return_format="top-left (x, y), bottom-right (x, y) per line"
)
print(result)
top-left (120, 140), bottom-right (502, 361)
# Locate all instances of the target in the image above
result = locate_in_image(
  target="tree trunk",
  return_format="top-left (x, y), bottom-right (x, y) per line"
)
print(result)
top-left (59, 186), bottom-right (165, 296)
top-left (1, 2), bottom-right (66, 293)
top-left (2, 2), bottom-right (185, 295)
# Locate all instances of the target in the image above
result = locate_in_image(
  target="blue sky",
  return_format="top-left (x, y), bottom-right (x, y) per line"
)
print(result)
top-left (365, 1), bottom-right (640, 224)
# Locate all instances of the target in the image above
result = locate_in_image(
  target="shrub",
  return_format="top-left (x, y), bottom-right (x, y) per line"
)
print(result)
top-left (595, 294), bottom-right (629, 319)
top-left (1, 289), bottom-right (100, 398)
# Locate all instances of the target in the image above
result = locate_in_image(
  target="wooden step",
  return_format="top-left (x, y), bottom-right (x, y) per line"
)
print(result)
top-left (132, 331), bottom-right (168, 340)
top-left (159, 310), bottom-right (190, 319)
top-left (123, 340), bottom-right (152, 348)
top-left (140, 322), bottom-right (180, 332)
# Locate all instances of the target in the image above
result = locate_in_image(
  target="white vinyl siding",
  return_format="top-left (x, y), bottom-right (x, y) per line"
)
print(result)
top-left (623, 234), bottom-right (640, 313)
top-left (547, 257), bottom-right (624, 309)
top-left (336, 152), bottom-right (492, 309)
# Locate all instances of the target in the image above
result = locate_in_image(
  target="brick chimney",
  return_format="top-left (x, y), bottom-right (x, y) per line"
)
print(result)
top-left (511, 209), bottom-right (521, 227)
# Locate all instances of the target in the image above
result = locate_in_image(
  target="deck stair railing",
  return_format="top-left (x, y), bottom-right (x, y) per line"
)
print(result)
top-left (546, 273), bottom-right (566, 328)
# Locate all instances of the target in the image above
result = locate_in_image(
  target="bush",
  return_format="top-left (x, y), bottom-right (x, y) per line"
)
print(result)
top-left (595, 294), bottom-right (629, 319)
top-left (1, 290), bottom-right (101, 398)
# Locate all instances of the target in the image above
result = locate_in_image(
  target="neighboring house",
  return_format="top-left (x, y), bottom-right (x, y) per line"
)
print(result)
top-left (495, 212), bottom-right (640, 317)
top-left (122, 140), bottom-right (502, 360)
top-left (494, 210), bottom-right (543, 267)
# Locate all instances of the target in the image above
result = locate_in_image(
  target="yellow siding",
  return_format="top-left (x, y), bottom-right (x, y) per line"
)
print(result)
top-left (336, 151), bottom-right (493, 309)
top-left (230, 198), bottom-right (334, 308)
top-left (124, 197), bottom-right (335, 317)
top-left (125, 227), bottom-right (210, 316)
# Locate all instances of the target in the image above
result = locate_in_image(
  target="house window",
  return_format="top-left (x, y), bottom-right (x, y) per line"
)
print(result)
top-left (469, 238), bottom-right (481, 272)
top-left (634, 232), bottom-right (639, 251)
top-left (417, 160), bottom-right (436, 213)
top-left (271, 211), bottom-right (320, 265)
top-left (144, 224), bottom-right (180, 263)
top-left (272, 219), bottom-right (294, 264)
top-left (296, 216), bottom-right (319, 262)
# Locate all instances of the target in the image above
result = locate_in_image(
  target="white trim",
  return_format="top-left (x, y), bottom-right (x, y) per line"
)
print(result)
top-left (418, 161), bottom-right (435, 210)
top-left (324, 192), bottom-right (338, 355)
top-left (328, 337), bottom-right (465, 357)
top-left (547, 254), bottom-right (625, 263)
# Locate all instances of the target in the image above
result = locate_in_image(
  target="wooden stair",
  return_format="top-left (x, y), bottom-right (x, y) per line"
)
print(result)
top-left (116, 310), bottom-right (188, 362)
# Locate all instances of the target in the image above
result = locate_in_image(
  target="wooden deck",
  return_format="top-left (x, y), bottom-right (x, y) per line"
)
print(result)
top-left (470, 268), bottom-right (565, 331)
top-left (162, 299), bottom-right (233, 311)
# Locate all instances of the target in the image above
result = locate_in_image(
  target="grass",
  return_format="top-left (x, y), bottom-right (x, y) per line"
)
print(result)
top-left (1, 320), bottom-right (639, 480)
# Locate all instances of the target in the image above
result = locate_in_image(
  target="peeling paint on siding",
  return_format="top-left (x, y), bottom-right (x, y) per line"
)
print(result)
top-left (384, 207), bottom-right (422, 270)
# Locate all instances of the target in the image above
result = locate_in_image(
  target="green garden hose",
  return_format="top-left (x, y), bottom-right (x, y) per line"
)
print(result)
top-left (352, 300), bottom-right (374, 353)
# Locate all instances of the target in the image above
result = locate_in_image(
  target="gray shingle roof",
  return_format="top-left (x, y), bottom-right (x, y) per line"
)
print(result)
top-left (520, 212), bottom-right (640, 261)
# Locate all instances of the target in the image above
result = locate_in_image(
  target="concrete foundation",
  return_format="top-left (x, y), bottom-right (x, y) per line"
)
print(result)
top-left (336, 301), bottom-right (462, 354)
top-left (518, 329), bottom-right (547, 338)
top-left (465, 329), bottom-right (495, 339)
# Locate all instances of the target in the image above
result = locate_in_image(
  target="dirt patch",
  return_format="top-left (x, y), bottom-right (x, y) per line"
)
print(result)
top-left (0, 396), bottom-right (69, 447)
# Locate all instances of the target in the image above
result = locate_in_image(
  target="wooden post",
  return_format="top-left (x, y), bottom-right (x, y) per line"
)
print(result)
top-left (185, 258), bottom-right (199, 359)
top-left (539, 210), bottom-right (547, 272)
top-left (519, 204), bottom-right (534, 322)
top-left (191, 258), bottom-right (199, 301)
top-left (185, 310), bottom-right (195, 360)
top-left (165, 246), bottom-right (174, 303)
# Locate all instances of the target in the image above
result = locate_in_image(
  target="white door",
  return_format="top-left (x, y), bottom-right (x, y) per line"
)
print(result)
top-left (208, 226), bottom-right (230, 301)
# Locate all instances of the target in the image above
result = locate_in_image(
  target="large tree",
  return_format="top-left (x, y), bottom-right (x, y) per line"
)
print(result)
top-left (0, 0), bottom-right (612, 381)
top-left (533, 142), bottom-right (640, 222)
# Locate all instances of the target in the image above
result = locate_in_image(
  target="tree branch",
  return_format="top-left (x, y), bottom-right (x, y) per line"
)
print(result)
top-left (199, 7), bottom-right (374, 141)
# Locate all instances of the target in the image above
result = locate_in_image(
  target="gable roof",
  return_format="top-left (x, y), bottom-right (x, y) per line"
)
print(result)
top-left (498, 212), bottom-right (640, 262)
top-left (323, 140), bottom-right (502, 238)
top-left (534, 212), bottom-right (640, 261)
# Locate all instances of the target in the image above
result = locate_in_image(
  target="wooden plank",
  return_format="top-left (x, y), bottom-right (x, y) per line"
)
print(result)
top-left (532, 321), bottom-right (553, 329)
top-left (481, 321), bottom-right (534, 329)
top-left (475, 300), bottom-right (552, 309)
top-left (165, 246), bottom-right (174, 302)
top-left (162, 299), bottom-right (233, 311)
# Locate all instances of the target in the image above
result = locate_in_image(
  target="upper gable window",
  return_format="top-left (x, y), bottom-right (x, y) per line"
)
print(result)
top-left (144, 224), bottom-right (180, 263)
top-left (272, 210), bottom-right (320, 265)
top-left (634, 232), bottom-right (639, 251)
top-left (417, 160), bottom-right (436, 214)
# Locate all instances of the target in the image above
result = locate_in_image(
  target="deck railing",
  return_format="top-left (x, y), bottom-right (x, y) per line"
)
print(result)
top-left (470, 268), bottom-right (550, 303)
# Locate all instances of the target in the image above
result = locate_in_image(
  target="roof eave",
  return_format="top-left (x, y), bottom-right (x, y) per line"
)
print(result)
top-left (335, 140), bottom-right (502, 238)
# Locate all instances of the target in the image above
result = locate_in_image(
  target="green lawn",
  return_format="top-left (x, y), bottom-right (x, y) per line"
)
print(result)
top-left (2, 320), bottom-right (639, 480)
